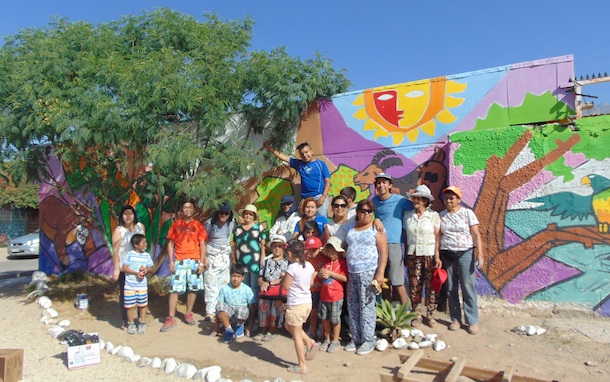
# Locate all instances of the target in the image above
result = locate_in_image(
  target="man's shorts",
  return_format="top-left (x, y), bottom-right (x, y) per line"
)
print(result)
top-left (386, 243), bottom-right (405, 286)
top-left (216, 301), bottom-right (250, 321)
top-left (124, 289), bottom-right (148, 308)
top-left (318, 299), bottom-right (343, 324)
top-left (285, 303), bottom-right (312, 326)
top-left (169, 259), bottom-right (203, 294)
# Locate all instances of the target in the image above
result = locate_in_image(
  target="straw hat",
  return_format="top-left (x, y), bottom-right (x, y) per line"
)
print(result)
top-left (239, 204), bottom-right (258, 219)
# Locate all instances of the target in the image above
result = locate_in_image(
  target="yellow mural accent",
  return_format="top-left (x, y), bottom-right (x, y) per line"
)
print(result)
top-left (353, 77), bottom-right (466, 145)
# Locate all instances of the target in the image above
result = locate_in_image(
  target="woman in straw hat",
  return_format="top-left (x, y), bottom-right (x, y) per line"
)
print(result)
top-left (403, 185), bottom-right (442, 328)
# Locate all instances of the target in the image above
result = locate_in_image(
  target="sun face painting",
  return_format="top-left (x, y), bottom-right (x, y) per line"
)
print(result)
top-left (353, 77), bottom-right (467, 145)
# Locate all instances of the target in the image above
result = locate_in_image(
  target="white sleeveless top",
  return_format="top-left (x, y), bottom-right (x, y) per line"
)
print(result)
top-left (117, 223), bottom-right (145, 265)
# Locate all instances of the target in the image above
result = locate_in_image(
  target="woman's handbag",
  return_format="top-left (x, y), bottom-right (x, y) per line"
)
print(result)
top-left (259, 284), bottom-right (287, 302)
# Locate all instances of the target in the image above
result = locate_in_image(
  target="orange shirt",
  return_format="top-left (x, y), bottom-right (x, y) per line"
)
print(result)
top-left (167, 219), bottom-right (208, 261)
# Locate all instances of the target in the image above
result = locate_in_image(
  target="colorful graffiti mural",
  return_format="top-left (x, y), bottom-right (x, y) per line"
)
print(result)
top-left (41, 54), bottom-right (610, 315)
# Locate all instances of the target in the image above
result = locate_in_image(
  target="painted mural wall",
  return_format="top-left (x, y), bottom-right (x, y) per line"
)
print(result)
top-left (40, 54), bottom-right (610, 315)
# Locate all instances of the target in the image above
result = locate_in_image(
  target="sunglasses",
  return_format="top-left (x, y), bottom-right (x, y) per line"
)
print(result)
top-left (281, 202), bottom-right (293, 206)
top-left (271, 243), bottom-right (285, 248)
top-left (218, 211), bottom-right (230, 215)
top-left (358, 208), bottom-right (373, 214)
top-left (332, 203), bottom-right (347, 208)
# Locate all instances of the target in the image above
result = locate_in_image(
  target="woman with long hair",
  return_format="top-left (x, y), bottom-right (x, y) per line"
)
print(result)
top-left (111, 205), bottom-right (145, 330)
top-left (292, 197), bottom-right (330, 242)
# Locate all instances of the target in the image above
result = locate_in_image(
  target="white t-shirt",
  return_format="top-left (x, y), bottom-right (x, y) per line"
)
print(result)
top-left (286, 261), bottom-right (315, 306)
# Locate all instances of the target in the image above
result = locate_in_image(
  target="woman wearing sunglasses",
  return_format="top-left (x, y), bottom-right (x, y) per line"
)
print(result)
top-left (327, 195), bottom-right (349, 236)
top-left (202, 203), bottom-right (235, 322)
top-left (344, 199), bottom-right (388, 355)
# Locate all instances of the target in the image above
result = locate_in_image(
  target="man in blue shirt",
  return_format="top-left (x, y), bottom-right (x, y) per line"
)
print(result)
top-left (264, 141), bottom-right (331, 217)
top-left (372, 173), bottom-right (413, 305)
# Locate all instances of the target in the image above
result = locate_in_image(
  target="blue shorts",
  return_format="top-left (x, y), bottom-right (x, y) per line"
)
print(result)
top-left (124, 289), bottom-right (148, 308)
top-left (170, 259), bottom-right (204, 294)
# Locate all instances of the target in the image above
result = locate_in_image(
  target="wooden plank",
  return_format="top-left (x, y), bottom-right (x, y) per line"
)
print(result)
top-left (502, 365), bottom-right (515, 382)
top-left (379, 372), bottom-right (397, 382)
top-left (397, 350), bottom-right (424, 380)
top-left (444, 358), bottom-right (467, 382)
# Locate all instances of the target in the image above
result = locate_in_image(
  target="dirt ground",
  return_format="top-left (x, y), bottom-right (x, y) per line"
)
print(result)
top-left (1, 277), bottom-right (609, 382)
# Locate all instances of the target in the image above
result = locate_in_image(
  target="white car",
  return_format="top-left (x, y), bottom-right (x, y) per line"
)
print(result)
top-left (8, 230), bottom-right (40, 258)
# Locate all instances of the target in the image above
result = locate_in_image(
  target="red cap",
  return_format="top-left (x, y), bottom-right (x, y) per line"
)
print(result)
top-left (432, 268), bottom-right (448, 294)
top-left (305, 236), bottom-right (323, 249)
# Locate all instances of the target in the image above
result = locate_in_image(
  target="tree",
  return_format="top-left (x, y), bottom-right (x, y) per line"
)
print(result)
top-left (0, 8), bottom-right (350, 247)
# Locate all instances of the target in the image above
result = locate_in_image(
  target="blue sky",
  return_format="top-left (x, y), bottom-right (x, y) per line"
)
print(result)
top-left (2, 0), bottom-right (610, 104)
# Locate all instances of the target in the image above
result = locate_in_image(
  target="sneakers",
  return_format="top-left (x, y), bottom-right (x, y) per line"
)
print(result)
top-left (235, 325), bottom-right (244, 338)
top-left (204, 313), bottom-right (216, 322)
top-left (356, 341), bottom-right (375, 355)
top-left (127, 322), bottom-right (137, 335)
top-left (327, 341), bottom-right (340, 353)
top-left (449, 321), bottom-right (461, 331)
top-left (223, 329), bottom-right (235, 343)
top-left (184, 312), bottom-right (196, 326)
top-left (160, 317), bottom-right (177, 332)
top-left (319, 340), bottom-right (331, 352)
top-left (137, 323), bottom-right (147, 334)
top-left (344, 341), bottom-right (357, 352)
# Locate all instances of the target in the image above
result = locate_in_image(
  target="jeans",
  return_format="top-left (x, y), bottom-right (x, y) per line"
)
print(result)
top-left (440, 248), bottom-right (478, 325)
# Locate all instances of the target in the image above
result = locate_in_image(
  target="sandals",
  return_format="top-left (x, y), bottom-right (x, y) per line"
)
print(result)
top-left (304, 342), bottom-right (320, 361)
top-left (287, 365), bottom-right (307, 375)
top-left (262, 333), bottom-right (277, 341)
top-left (253, 333), bottom-right (265, 341)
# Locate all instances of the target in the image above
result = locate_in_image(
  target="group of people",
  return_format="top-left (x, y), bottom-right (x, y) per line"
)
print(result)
top-left (109, 140), bottom-right (484, 375)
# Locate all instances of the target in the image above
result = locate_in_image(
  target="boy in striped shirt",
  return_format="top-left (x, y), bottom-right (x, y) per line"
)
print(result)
top-left (122, 233), bottom-right (154, 334)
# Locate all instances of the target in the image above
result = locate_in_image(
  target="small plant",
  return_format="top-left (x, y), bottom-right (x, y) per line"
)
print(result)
top-left (376, 299), bottom-right (419, 342)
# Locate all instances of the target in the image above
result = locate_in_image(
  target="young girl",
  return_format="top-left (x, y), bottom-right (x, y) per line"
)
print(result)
top-left (293, 197), bottom-right (330, 242)
top-left (282, 240), bottom-right (318, 375)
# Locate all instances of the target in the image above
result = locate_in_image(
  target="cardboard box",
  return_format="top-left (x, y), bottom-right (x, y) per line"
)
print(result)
top-left (67, 340), bottom-right (100, 370)
top-left (0, 349), bottom-right (23, 382)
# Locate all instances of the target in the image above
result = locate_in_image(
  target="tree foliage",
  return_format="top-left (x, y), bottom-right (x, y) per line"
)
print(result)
top-left (0, 8), bottom-right (350, 220)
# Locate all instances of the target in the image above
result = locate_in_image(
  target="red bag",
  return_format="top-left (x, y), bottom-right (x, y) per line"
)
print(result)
top-left (259, 284), bottom-right (287, 302)
top-left (432, 268), bottom-right (448, 294)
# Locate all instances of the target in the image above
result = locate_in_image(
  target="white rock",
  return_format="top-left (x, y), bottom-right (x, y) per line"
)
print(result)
top-left (407, 341), bottom-right (420, 350)
top-left (174, 363), bottom-right (198, 379)
top-left (40, 316), bottom-right (57, 325)
top-left (206, 368), bottom-right (222, 382)
top-left (45, 308), bottom-right (59, 318)
top-left (160, 358), bottom-right (168, 368)
top-left (514, 325), bottom-right (526, 332)
top-left (164, 358), bottom-right (177, 374)
top-left (150, 357), bottom-right (162, 368)
top-left (392, 338), bottom-right (408, 349)
top-left (37, 296), bottom-right (52, 309)
top-left (195, 366), bottom-right (222, 382)
top-left (218, 379), bottom-right (232, 382)
top-left (400, 329), bottom-right (411, 338)
top-left (410, 329), bottom-right (424, 337)
top-left (418, 340), bottom-right (433, 348)
top-left (110, 345), bottom-right (122, 356)
top-left (526, 325), bottom-right (537, 336)
top-left (118, 346), bottom-right (134, 359)
top-left (137, 357), bottom-right (151, 367)
top-left (425, 334), bottom-right (438, 342)
top-left (98, 339), bottom-right (105, 350)
top-left (535, 325), bottom-right (546, 335)
top-left (58, 319), bottom-right (70, 328)
top-left (47, 326), bottom-right (64, 338)
top-left (433, 340), bottom-right (447, 351)
top-left (376, 338), bottom-right (389, 351)
top-left (105, 342), bottom-right (114, 353)
top-left (128, 354), bottom-right (141, 363)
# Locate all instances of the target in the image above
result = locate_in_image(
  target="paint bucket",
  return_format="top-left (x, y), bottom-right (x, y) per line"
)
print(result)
top-left (75, 293), bottom-right (89, 310)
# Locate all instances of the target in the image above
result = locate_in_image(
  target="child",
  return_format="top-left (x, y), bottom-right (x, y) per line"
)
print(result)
top-left (304, 236), bottom-right (324, 341)
top-left (317, 236), bottom-right (348, 353)
top-left (340, 186), bottom-right (357, 219)
top-left (121, 234), bottom-right (154, 334)
top-left (302, 220), bottom-right (320, 240)
top-left (216, 264), bottom-right (256, 343)
top-left (282, 240), bottom-right (317, 375)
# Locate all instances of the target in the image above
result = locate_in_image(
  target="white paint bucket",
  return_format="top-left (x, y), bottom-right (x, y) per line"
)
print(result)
top-left (75, 293), bottom-right (89, 309)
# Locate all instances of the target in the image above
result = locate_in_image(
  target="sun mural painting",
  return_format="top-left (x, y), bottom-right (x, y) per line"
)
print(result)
top-left (352, 76), bottom-right (467, 145)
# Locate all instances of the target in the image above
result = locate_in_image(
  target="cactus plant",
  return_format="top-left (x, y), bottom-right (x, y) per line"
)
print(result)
top-left (376, 299), bottom-right (419, 342)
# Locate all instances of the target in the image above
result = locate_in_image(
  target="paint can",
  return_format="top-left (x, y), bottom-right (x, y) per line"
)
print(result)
top-left (75, 293), bottom-right (89, 310)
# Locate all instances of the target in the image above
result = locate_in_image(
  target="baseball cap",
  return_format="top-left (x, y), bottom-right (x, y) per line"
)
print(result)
top-left (323, 236), bottom-right (345, 253)
top-left (281, 194), bottom-right (295, 204)
top-left (432, 268), bottom-right (448, 294)
top-left (442, 186), bottom-right (463, 199)
top-left (375, 173), bottom-right (392, 182)
top-left (305, 236), bottom-right (323, 249)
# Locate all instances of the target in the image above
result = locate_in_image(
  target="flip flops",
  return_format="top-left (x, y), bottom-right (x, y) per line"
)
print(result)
top-left (287, 365), bottom-right (307, 375)
top-left (262, 333), bottom-right (277, 342)
top-left (305, 342), bottom-right (320, 361)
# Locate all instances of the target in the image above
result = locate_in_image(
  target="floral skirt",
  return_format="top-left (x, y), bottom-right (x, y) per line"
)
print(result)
top-left (258, 298), bottom-right (285, 328)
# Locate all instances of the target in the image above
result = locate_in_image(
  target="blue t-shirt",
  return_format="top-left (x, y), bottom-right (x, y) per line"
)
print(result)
top-left (123, 250), bottom-right (154, 290)
top-left (289, 158), bottom-right (330, 197)
top-left (372, 194), bottom-right (413, 243)
top-left (217, 282), bottom-right (255, 306)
